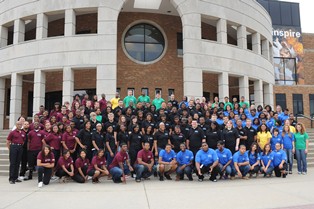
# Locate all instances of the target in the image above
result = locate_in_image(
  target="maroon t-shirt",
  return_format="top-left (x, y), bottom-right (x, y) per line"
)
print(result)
top-left (57, 156), bottom-right (73, 170)
top-left (7, 129), bottom-right (26, 144)
top-left (87, 156), bottom-right (107, 172)
top-left (37, 151), bottom-right (55, 164)
top-left (56, 112), bottom-right (67, 122)
top-left (42, 130), bottom-right (51, 138)
top-left (75, 158), bottom-right (90, 174)
top-left (29, 123), bottom-right (44, 131)
top-left (62, 132), bottom-right (76, 150)
top-left (108, 151), bottom-right (128, 170)
top-left (28, 130), bottom-right (44, 151)
top-left (135, 149), bottom-right (153, 165)
top-left (45, 133), bottom-right (62, 150)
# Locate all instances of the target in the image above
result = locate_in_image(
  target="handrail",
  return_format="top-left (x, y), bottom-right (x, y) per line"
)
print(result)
top-left (295, 114), bottom-right (314, 129)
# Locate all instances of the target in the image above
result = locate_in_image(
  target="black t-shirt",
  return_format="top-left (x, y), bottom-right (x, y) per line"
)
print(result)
top-left (205, 129), bottom-right (221, 149)
top-left (154, 130), bottom-right (170, 149)
top-left (104, 121), bottom-right (117, 132)
top-left (169, 100), bottom-right (178, 108)
top-left (76, 129), bottom-right (93, 148)
top-left (180, 124), bottom-right (191, 139)
top-left (221, 128), bottom-right (240, 153)
top-left (142, 134), bottom-right (154, 150)
top-left (199, 124), bottom-right (209, 133)
top-left (142, 120), bottom-right (156, 130)
top-left (128, 132), bottom-right (144, 151)
top-left (105, 132), bottom-right (116, 152)
top-left (92, 131), bottom-right (105, 149)
top-left (73, 116), bottom-right (84, 130)
top-left (236, 127), bottom-right (247, 146)
top-left (117, 131), bottom-right (129, 146)
top-left (171, 133), bottom-right (186, 153)
top-left (244, 126), bottom-right (257, 148)
top-left (188, 127), bottom-right (206, 151)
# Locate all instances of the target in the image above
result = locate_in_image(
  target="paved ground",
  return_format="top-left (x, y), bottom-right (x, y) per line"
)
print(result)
top-left (1, 169), bottom-right (314, 209)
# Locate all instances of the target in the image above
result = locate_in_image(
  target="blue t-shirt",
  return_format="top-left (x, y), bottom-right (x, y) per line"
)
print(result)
top-left (246, 150), bottom-right (260, 165)
top-left (159, 149), bottom-right (176, 162)
top-left (279, 114), bottom-right (289, 124)
top-left (270, 135), bottom-right (283, 151)
top-left (272, 149), bottom-right (287, 167)
top-left (233, 151), bottom-right (249, 164)
top-left (260, 152), bottom-right (274, 167)
top-left (176, 149), bottom-right (194, 166)
top-left (216, 148), bottom-right (233, 166)
top-left (195, 148), bottom-right (218, 166)
top-left (282, 133), bottom-right (294, 150)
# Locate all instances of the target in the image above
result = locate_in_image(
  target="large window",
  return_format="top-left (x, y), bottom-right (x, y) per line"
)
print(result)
top-left (274, 57), bottom-right (297, 85)
top-left (275, 94), bottom-right (287, 110)
top-left (293, 94), bottom-right (303, 115)
top-left (310, 94), bottom-right (314, 116)
top-left (124, 23), bottom-right (165, 63)
top-left (177, 32), bottom-right (183, 56)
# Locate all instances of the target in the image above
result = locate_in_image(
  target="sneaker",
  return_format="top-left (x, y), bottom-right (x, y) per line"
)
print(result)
top-left (164, 173), bottom-right (172, 180)
top-left (230, 176), bottom-right (235, 180)
top-left (302, 172), bottom-right (307, 175)
top-left (198, 178), bottom-right (203, 182)
top-left (135, 179), bottom-right (141, 183)
top-left (298, 172), bottom-right (301, 175)
top-left (51, 176), bottom-right (58, 181)
top-left (18, 176), bottom-right (25, 181)
top-left (9, 180), bottom-right (15, 184)
top-left (154, 171), bottom-right (158, 177)
top-left (242, 176), bottom-right (250, 180)
top-left (289, 171), bottom-right (292, 174)
top-left (38, 182), bottom-right (43, 188)
top-left (282, 174), bottom-right (287, 178)
top-left (87, 176), bottom-right (93, 181)
top-left (59, 176), bottom-right (66, 183)
top-left (210, 178), bottom-right (217, 182)
top-left (24, 176), bottom-right (32, 181)
top-left (15, 179), bottom-right (22, 183)
top-left (159, 176), bottom-right (164, 181)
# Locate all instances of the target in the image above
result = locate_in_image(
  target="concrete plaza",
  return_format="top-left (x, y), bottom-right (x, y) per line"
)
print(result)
top-left (1, 169), bottom-right (314, 209)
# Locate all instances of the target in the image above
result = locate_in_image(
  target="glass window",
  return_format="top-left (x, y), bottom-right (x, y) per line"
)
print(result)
top-left (27, 91), bottom-right (33, 117)
top-left (6, 89), bottom-right (10, 116)
top-left (274, 57), bottom-right (297, 85)
top-left (141, 88), bottom-right (149, 96)
top-left (127, 88), bottom-right (135, 96)
top-left (275, 94), bottom-right (287, 110)
top-left (293, 94), bottom-right (303, 115)
top-left (155, 88), bottom-right (162, 97)
top-left (177, 33), bottom-right (183, 56)
top-left (310, 94), bottom-right (314, 116)
top-left (124, 23), bottom-right (165, 63)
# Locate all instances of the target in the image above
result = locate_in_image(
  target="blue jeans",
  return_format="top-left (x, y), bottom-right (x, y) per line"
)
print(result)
top-left (106, 151), bottom-right (115, 167)
top-left (109, 165), bottom-right (130, 182)
top-left (218, 164), bottom-right (235, 177)
top-left (295, 149), bottom-right (307, 172)
top-left (284, 149), bottom-right (293, 172)
top-left (237, 165), bottom-right (250, 177)
top-left (134, 164), bottom-right (154, 180)
top-left (260, 166), bottom-right (274, 175)
top-left (176, 165), bottom-right (192, 177)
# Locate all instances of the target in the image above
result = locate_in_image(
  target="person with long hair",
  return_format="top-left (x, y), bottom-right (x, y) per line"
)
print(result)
top-left (61, 125), bottom-right (77, 161)
top-left (294, 123), bottom-right (309, 175)
top-left (36, 145), bottom-right (55, 187)
top-left (73, 150), bottom-right (90, 183)
top-left (105, 125), bottom-right (117, 166)
top-left (75, 121), bottom-right (93, 161)
top-left (87, 149), bottom-right (109, 183)
top-left (270, 128), bottom-right (283, 151)
top-left (281, 124), bottom-right (295, 174)
top-left (128, 125), bottom-right (144, 173)
top-left (257, 124), bottom-right (272, 151)
top-left (247, 142), bottom-right (260, 178)
top-left (221, 120), bottom-right (240, 154)
top-left (260, 144), bottom-right (274, 177)
top-left (55, 150), bottom-right (74, 183)
top-left (44, 124), bottom-right (62, 166)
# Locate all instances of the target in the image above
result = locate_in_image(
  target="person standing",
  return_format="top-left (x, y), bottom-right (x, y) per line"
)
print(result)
top-left (19, 121), bottom-right (30, 180)
top-left (110, 92), bottom-right (120, 110)
top-left (186, 120), bottom-right (206, 157)
top-left (152, 93), bottom-right (165, 110)
top-left (37, 145), bottom-right (55, 188)
top-left (7, 121), bottom-right (26, 184)
top-left (137, 90), bottom-right (151, 104)
top-left (176, 143), bottom-right (194, 181)
top-left (195, 142), bottom-right (219, 182)
top-left (243, 119), bottom-right (257, 150)
top-left (123, 90), bottom-right (137, 108)
top-left (134, 142), bottom-right (155, 182)
top-left (257, 124), bottom-right (272, 151)
top-left (221, 120), bottom-right (240, 154)
top-left (281, 124), bottom-right (295, 174)
top-left (294, 123), bottom-right (309, 175)
top-left (99, 94), bottom-right (107, 112)
top-left (75, 121), bottom-right (93, 161)
top-left (232, 145), bottom-right (251, 180)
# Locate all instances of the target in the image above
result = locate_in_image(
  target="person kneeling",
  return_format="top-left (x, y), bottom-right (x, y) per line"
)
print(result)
top-left (176, 143), bottom-right (194, 181)
top-left (216, 141), bottom-right (233, 179)
top-left (87, 149), bottom-right (109, 183)
top-left (55, 150), bottom-right (74, 183)
top-left (157, 144), bottom-right (177, 181)
top-left (134, 142), bottom-right (155, 182)
top-left (273, 143), bottom-right (287, 178)
top-left (233, 145), bottom-right (251, 180)
top-left (260, 144), bottom-right (274, 178)
top-left (73, 150), bottom-right (90, 183)
top-left (195, 142), bottom-right (219, 182)
top-left (37, 145), bottom-right (55, 188)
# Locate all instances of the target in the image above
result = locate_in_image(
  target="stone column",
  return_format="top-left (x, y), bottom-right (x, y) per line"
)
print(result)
top-left (217, 18), bottom-right (227, 44)
top-left (13, 19), bottom-right (25, 44)
top-left (239, 76), bottom-right (249, 101)
top-left (0, 78), bottom-right (5, 129)
top-left (0, 25), bottom-right (8, 47)
top-left (254, 79), bottom-right (263, 107)
top-left (9, 73), bottom-right (22, 128)
top-left (218, 72), bottom-right (229, 102)
top-left (262, 39), bottom-right (270, 60)
top-left (263, 83), bottom-right (274, 108)
top-left (36, 13), bottom-right (48, 39)
top-left (237, 25), bottom-right (247, 49)
top-left (62, 67), bottom-right (74, 105)
top-left (252, 32), bottom-right (261, 55)
top-left (65, 9), bottom-right (76, 36)
top-left (33, 69), bottom-right (46, 116)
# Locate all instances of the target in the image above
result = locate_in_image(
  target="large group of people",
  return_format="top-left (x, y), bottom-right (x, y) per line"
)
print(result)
top-left (6, 90), bottom-right (310, 188)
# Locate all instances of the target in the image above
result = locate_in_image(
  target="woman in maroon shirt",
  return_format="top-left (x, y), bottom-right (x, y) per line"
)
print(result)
top-left (55, 150), bottom-right (74, 183)
top-left (87, 149), bottom-right (109, 183)
top-left (61, 125), bottom-right (77, 161)
top-left (44, 125), bottom-right (62, 165)
top-left (73, 150), bottom-right (90, 183)
top-left (37, 145), bottom-right (55, 188)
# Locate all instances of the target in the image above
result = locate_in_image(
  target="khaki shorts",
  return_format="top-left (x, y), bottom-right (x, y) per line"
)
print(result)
top-left (157, 164), bottom-right (172, 172)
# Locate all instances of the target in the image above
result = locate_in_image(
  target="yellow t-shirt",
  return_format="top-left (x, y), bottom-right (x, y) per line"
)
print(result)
top-left (110, 97), bottom-right (120, 110)
top-left (257, 131), bottom-right (272, 150)
top-left (289, 126), bottom-right (296, 133)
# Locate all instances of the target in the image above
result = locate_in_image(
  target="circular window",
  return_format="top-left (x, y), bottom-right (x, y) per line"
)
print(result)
top-left (123, 23), bottom-right (166, 64)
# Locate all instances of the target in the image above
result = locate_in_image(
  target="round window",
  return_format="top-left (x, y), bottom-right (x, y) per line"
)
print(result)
top-left (124, 23), bottom-right (166, 64)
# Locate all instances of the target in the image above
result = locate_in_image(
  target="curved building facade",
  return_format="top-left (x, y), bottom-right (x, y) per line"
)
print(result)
top-left (0, 0), bottom-right (274, 128)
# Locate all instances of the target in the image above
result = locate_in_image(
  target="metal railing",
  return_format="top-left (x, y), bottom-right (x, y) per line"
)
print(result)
top-left (295, 114), bottom-right (314, 129)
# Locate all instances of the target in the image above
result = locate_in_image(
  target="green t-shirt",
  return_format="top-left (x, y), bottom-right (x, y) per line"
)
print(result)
top-left (294, 132), bottom-right (309, 150)
top-left (123, 96), bottom-right (137, 107)
top-left (152, 98), bottom-right (165, 110)
top-left (137, 95), bottom-right (150, 103)
top-left (239, 101), bottom-right (250, 108)
top-left (224, 102), bottom-right (234, 110)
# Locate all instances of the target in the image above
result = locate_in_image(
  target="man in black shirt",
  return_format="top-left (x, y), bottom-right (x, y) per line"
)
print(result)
top-left (186, 120), bottom-right (206, 157)
top-left (243, 119), bottom-right (257, 150)
top-left (154, 122), bottom-right (170, 157)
